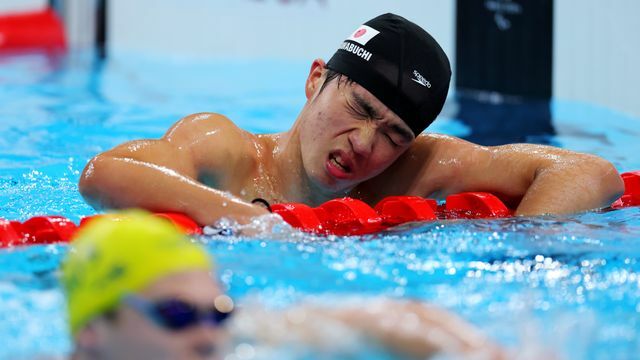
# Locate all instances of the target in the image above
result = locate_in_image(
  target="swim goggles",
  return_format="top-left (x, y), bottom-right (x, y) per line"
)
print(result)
top-left (123, 294), bottom-right (234, 331)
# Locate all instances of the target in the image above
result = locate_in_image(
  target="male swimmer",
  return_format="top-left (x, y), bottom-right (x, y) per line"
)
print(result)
top-left (63, 211), bottom-right (505, 359)
top-left (79, 13), bottom-right (623, 226)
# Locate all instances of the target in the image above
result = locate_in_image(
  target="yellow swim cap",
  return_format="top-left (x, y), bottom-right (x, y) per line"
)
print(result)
top-left (61, 210), bottom-right (212, 336)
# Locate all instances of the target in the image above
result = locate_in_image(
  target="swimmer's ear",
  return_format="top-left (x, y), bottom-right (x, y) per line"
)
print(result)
top-left (74, 322), bottom-right (102, 353)
top-left (305, 58), bottom-right (327, 100)
top-left (74, 316), bottom-right (115, 354)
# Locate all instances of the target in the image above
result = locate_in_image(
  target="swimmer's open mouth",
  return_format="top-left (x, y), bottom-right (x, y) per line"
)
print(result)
top-left (330, 154), bottom-right (351, 172)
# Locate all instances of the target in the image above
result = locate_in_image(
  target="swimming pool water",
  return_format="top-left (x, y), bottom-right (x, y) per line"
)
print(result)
top-left (1, 51), bottom-right (639, 359)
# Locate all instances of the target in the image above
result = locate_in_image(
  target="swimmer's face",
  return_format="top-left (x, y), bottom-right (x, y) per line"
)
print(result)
top-left (299, 60), bottom-right (415, 192)
top-left (77, 271), bottom-right (230, 360)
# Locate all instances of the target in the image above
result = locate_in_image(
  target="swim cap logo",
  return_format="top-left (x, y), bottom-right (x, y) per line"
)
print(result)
top-left (411, 70), bottom-right (431, 88)
top-left (347, 25), bottom-right (380, 46)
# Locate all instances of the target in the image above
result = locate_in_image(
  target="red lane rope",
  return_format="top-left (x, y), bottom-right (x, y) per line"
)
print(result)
top-left (1, 172), bottom-right (639, 246)
top-left (0, 8), bottom-right (66, 53)
top-left (611, 171), bottom-right (640, 209)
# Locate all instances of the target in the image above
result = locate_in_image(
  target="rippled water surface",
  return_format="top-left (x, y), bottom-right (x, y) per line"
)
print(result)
top-left (1, 52), bottom-right (639, 359)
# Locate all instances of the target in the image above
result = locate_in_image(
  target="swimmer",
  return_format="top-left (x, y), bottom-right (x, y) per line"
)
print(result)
top-left (63, 211), bottom-right (505, 359)
top-left (79, 13), bottom-right (624, 226)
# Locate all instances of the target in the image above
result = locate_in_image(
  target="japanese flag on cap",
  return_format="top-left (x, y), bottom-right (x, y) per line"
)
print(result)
top-left (347, 25), bottom-right (380, 46)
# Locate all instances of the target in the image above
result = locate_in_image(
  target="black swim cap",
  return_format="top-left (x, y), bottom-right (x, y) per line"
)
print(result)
top-left (327, 13), bottom-right (451, 136)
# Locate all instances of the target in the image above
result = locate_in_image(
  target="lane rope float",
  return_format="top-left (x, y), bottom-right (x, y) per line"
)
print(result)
top-left (2, 171), bottom-right (639, 246)
top-left (0, 8), bottom-right (66, 53)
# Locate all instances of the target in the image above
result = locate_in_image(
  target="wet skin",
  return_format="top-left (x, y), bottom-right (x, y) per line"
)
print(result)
top-left (79, 58), bottom-right (624, 226)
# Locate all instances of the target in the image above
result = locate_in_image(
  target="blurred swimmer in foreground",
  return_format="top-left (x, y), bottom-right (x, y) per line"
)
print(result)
top-left (79, 13), bottom-right (623, 226)
top-left (62, 211), bottom-right (506, 360)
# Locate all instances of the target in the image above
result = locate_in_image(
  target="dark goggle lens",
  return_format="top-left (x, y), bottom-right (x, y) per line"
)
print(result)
top-left (203, 307), bottom-right (232, 325)
top-left (154, 300), bottom-right (232, 331)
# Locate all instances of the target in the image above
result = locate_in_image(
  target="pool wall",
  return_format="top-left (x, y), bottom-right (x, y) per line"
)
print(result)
top-left (2, 0), bottom-right (639, 118)
top-left (112, 0), bottom-right (640, 120)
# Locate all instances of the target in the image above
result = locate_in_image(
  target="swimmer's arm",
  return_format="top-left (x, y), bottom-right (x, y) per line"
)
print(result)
top-left (79, 113), bottom-right (268, 225)
top-left (421, 135), bottom-right (624, 215)
top-left (227, 299), bottom-right (505, 359)
top-left (325, 300), bottom-right (505, 358)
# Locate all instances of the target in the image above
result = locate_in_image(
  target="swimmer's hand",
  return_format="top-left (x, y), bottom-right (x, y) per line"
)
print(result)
top-left (328, 299), bottom-right (507, 359)
top-left (203, 213), bottom-right (290, 237)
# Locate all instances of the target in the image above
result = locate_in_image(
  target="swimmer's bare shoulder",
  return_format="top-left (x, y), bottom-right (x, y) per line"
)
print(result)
top-left (79, 112), bottom-right (268, 224)
top-left (161, 112), bottom-right (261, 184)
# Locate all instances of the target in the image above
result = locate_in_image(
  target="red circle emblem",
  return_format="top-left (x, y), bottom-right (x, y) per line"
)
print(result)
top-left (354, 28), bottom-right (367, 38)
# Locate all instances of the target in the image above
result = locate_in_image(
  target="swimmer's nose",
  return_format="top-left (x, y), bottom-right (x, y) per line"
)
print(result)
top-left (348, 126), bottom-right (375, 157)
top-left (188, 326), bottom-right (223, 359)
